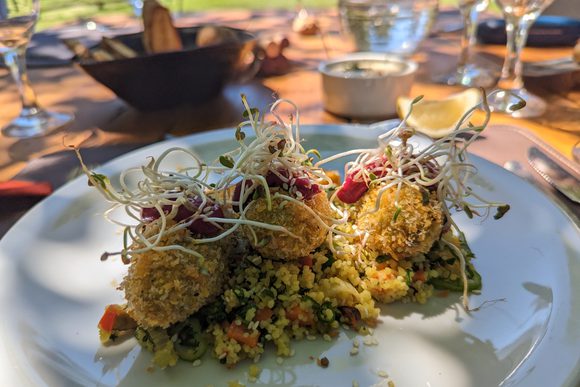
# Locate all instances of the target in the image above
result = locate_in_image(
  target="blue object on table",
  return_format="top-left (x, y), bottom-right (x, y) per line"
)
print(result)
top-left (477, 16), bottom-right (580, 47)
top-left (21, 24), bottom-right (139, 68)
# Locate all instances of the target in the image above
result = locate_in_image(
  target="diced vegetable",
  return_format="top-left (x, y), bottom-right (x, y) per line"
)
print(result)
top-left (412, 270), bottom-right (426, 283)
top-left (98, 304), bottom-right (124, 333)
top-left (175, 340), bottom-right (208, 362)
top-left (298, 255), bottom-right (313, 268)
top-left (267, 169), bottom-right (321, 200)
top-left (232, 180), bottom-right (254, 212)
top-left (198, 299), bottom-right (228, 325)
top-left (227, 322), bottom-right (260, 347)
top-left (141, 196), bottom-right (224, 236)
top-left (337, 156), bottom-right (389, 203)
top-left (317, 301), bottom-right (337, 323)
top-left (170, 318), bottom-right (208, 362)
top-left (292, 176), bottom-right (321, 200)
top-left (286, 304), bottom-right (314, 326)
top-left (255, 308), bottom-right (273, 322)
top-left (336, 175), bottom-right (369, 204)
top-left (321, 251), bottom-right (335, 270)
top-left (338, 306), bottom-right (361, 327)
top-left (98, 304), bottom-right (137, 344)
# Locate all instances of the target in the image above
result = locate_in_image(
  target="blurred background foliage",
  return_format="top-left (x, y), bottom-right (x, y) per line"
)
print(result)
top-left (39, 0), bottom-right (330, 28)
top-left (39, 0), bottom-right (469, 29)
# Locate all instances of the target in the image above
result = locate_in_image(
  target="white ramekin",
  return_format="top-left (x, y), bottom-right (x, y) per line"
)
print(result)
top-left (319, 53), bottom-right (418, 120)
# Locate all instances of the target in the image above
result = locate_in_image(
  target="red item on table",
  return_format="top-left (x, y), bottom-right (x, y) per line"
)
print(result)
top-left (0, 180), bottom-right (53, 197)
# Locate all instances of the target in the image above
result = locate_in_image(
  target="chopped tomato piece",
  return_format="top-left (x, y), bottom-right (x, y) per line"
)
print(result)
top-left (298, 255), bottom-right (313, 268)
top-left (98, 304), bottom-right (125, 332)
top-left (227, 322), bottom-right (260, 347)
top-left (376, 262), bottom-right (387, 270)
top-left (286, 304), bottom-right (314, 326)
top-left (413, 270), bottom-right (426, 283)
top-left (255, 308), bottom-right (273, 322)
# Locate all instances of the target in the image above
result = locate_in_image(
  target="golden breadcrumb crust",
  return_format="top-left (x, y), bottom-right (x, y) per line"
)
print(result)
top-left (355, 185), bottom-right (443, 260)
top-left (121, 222), bottom-right (230, 328)
top-left (243, 192), bottom-right (333, 260)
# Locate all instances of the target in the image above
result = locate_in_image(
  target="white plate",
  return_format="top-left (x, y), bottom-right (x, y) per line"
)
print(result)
top-left (0, 125), bottom-right (578, 387)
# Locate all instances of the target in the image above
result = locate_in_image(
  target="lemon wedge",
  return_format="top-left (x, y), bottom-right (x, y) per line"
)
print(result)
top-left (396, 88), bottom-right (483, 139)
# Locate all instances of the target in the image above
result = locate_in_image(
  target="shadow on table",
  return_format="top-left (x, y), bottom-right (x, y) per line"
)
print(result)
top-left (0, 80), bottom-right (276, 238)
top-left (99, 80), bottom-right (277, 137)
top-left (5, 77), bottom-right (275, 167)
top-left (4, 97), bottom-right (124, 164)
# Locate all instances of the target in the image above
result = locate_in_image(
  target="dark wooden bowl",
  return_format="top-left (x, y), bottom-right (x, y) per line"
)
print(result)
top-left (79, 27), bottom-right (257, 110)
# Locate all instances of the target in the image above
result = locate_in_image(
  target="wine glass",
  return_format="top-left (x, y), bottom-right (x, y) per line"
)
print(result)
top-left (127, 0), bottom-right (143, 18)
top-left (0, 0), bottom-right (73, 138)
top-left (487, 0), bottom-right (555, 118)
top-left (437, 0), bottom-right (496, 87)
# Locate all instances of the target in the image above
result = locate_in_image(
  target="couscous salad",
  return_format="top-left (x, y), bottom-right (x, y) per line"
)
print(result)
top-left (77, 91), bottom-right (512, 371)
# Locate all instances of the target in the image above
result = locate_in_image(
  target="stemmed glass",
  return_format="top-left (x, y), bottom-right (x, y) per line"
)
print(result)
top-left (487, 0), bottom-right (555, 118)
top-left (0, 0), bottom-right (73, 138)
top-left (438, 0), bottom-right (496, 87)
top-left (127, 0), bottom-right (144, 18)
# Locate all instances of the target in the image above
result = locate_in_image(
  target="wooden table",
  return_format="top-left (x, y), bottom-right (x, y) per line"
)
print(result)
top-left (0, 9), bottom-right (578, 187)
top-left (0, 10), bottom-right (580, 181)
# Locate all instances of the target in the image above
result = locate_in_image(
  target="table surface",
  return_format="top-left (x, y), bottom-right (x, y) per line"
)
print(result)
top-left (0, 9), bottom-right (578, 182)
top-left (0, 10), bottom-right (580, 181)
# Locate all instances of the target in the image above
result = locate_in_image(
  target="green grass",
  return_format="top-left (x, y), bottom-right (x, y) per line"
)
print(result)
top-left (39, 0), bottom-right (129, 29)
top-left (39, 0), bottom-right (471, 29)
top-left (38, 0), bottom-right (336, 29)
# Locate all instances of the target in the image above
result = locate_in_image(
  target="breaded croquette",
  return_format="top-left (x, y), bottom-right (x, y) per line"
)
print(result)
top-left (355, 185), bottom-right (443, 260)
top-left (121, 222), bottom-right (230, 328)
top-left (243, 191), bottom-right (333, 260)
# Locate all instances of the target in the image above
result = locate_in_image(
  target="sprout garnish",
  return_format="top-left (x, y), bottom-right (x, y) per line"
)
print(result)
top-left (211, 96), bottom-right (354, 247)
top-left (72, 96), bottom-right (352, 264)
top-left (316, 88), bottom-right (521, 310)
top-left (74, 90), bottom-right (518, 310)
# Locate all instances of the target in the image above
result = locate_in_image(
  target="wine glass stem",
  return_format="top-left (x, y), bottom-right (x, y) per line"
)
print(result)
top-left (498, 15), bottom-right (532, 91)
top-left (2, 46), bottom-right (40, 114)
top-left (457, 4), bottom-right (478, 74)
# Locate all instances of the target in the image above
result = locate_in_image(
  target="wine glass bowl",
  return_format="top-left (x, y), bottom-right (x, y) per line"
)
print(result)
top-left (338, 0), bottom-right (439, 57)
top-left (436, 0), bottom-right (497, 87)
top-left (127, 0), bottom-right (144, 18)
top-left (489, 0), bottom-right (555, 118)
top-left (496, 0), bottom-right (552, 19)
top-left (0, 0), bottom-right (73, 138)
top-left (573, 140), bottom-right (580, 164)
top-left (487, 88), bottom-right (546, 117)
top-left (0, 14), bottom-right (36, 49)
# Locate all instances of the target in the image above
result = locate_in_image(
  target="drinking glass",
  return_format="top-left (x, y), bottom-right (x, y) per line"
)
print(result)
top-left (0, 0), bottom-right (73, 138)
top-left (127, 0), bottom-right (143, 18)
top-left (338, 0), bottom-right (439, 57)
top-left (488, 0), bottom-right (555, 118)
top-left (573, 139), bottom-right (580, 164)
top-left (437, 0), bottom-right (496, 87)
